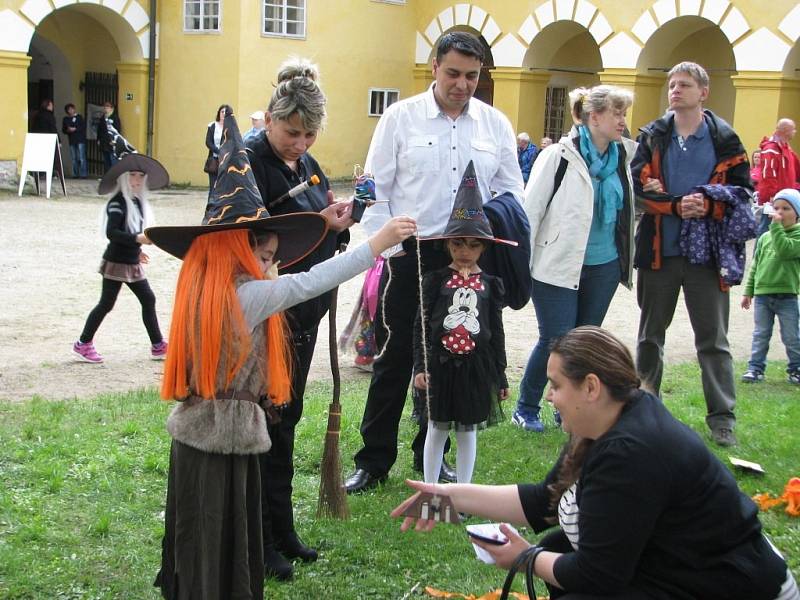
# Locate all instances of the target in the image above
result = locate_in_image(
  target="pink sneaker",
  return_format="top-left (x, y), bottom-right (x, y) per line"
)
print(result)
top-left (73, 340), bottom-right (103, 364)
top-left (151, 341), bottom-right (168, 360)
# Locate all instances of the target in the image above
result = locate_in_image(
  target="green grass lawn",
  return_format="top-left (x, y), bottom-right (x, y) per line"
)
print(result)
top-left (0, 362), bottom-right (798, 599)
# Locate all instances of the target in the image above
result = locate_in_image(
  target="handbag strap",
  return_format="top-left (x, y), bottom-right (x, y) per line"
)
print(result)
top-left (499, 545), bottom-right (545, 600)
top-left (544, 156), bottom-right (568, 218)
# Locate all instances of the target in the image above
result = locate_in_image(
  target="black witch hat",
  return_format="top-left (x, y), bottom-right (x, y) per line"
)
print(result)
top-left (97, 125), bottom-right (169, 194)
top-left (145, 113), bottom-right (327, 268)
top-left (421, 160), bottom-right (517, 246)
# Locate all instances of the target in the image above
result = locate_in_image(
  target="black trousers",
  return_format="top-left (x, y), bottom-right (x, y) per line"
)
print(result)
top-left (353, 239), bottom-right (450, 476)
top-left (259, 325), bottom-right (318, 548)
top-left (80, 277), bottom-right (162, 344)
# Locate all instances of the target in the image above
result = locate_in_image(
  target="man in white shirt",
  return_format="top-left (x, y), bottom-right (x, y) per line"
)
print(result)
top-left (345, 31), bottom-right (524, 493)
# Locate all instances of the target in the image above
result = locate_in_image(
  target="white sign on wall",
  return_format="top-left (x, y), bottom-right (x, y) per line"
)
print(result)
top-left (18, 133), bottom-right (67, 199)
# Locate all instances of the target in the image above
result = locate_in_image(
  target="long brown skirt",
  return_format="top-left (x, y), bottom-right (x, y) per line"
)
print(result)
top-left (155, 440), bottom-right (264, 599)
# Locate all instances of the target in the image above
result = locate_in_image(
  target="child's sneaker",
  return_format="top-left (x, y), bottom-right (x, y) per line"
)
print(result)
top-left (73, 340), bottom-right (103, 364)
top-left (511, 409), bottom-right (545, 433)
top-left (741, 370), bottom-right (765, 383)
top-left (151, 341), bottom-right (168, 360)
top-left (787, 369), bottom-right (800, 385)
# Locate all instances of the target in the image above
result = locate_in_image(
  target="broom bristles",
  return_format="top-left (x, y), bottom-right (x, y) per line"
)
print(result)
top-left (317, 402), bottom-right (349, 519)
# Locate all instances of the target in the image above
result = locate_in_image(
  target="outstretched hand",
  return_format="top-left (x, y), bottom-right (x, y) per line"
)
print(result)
top-left (390, 479), bottom-right (450, 532)
top-left (369, 216), bottom-right (417, 256)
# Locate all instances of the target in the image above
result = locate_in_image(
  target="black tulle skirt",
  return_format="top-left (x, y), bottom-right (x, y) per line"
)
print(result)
top-left (425, 349), bottom-right (503, 431)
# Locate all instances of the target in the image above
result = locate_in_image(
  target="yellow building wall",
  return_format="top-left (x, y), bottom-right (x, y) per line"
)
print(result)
top-left (154, 0), bottom-right (416, 185)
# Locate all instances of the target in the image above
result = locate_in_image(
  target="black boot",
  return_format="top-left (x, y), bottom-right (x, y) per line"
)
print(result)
top-left (264, 545), bottom-right (293, 581)
top-left (276, 531), bottom-right (318, 563)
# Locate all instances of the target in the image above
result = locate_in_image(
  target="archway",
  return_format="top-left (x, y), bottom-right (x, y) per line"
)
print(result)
top-left (523, 20), bottom-right (602, 141)
top-left (637, 16), bottom-right (737, 123)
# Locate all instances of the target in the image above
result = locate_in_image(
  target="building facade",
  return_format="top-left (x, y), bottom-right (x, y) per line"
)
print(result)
top-left (1, 0), bottom-right (798, 185)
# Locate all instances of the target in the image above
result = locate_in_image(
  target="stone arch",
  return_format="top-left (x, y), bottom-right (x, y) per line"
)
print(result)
top-left (631, 0), bottom-right (790, 73)
top-left (779, 4), bottom-right (800, 76)
top-left (636, 15), bottom-right (737, 122)
top-left (0, 0), bottom-right (154, 60)
top-left (415, 4), bottom-right (502, 65)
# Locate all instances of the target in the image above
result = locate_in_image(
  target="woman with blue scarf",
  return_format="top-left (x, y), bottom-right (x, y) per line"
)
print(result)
top-left (511, 86), bottom-right (636, 433)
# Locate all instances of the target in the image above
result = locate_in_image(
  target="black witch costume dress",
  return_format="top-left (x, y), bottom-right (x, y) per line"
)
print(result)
top-left (414, 267), bottom-right (506, 431)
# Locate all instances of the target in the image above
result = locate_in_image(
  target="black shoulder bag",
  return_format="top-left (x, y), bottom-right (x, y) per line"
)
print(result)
top-left (499, 545), bottom-right (546, 599)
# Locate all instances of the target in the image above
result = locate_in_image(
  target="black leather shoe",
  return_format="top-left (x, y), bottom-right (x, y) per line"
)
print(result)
top-left (344, 468), bottom-right (387, 494)
top-left (276, 531), bottom-right (318, 563)
top-left (412, 457), bottom-right (458, 483)
top-left (439, 458), bottom-right (457, 483)
top-left (264, 546), bottom-right (293, 581)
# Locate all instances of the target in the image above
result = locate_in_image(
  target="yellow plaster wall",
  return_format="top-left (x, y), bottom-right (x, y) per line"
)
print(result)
top-left (0, 52), bottom-right (32, 166)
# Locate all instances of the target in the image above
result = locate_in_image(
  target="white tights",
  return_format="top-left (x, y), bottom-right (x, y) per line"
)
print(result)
top-left (423, 422), bottom-right (477, 484)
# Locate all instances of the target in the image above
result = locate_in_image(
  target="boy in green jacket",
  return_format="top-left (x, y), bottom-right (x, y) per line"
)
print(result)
top-left (741, 188), bottom-right (800, 383)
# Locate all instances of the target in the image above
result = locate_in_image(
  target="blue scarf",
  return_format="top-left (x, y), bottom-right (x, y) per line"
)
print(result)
top-left (578, 125), bottom-right (622, 225)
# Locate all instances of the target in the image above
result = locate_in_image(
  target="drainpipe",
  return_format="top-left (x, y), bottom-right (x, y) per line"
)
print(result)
top-left (146, 0), bottom-right (157, 155)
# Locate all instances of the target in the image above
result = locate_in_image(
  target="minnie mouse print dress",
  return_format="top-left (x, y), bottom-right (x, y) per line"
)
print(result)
top-left (413, 267), bottom-right (507, 431)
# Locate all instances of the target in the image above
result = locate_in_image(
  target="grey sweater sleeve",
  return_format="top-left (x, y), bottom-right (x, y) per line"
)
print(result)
top-left (237, 241), bottom-right (375, 330)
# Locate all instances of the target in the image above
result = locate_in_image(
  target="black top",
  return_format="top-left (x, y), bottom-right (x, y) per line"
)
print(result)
top-left (97, 112), bottom-right (122, 151)
top-left (62, 114), bottom-right (87, 145)
top-left (205, 122), bottom-right (220, 160)
top-left (102, 192), bottom-right (143, 264)
top-left (31, 109), bottom-right (57, 134)
top-left (518, 391), bottom-right (787, 599)
top-left (247, 131), bottom-right (349, 331)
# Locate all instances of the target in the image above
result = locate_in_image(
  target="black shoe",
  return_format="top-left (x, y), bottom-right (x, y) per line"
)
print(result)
top-left (344, 468), bottom-right (387, 494)
top-left (276, 531), bottom-right (318, 563)
top-left (412, 457), bottom-right (458, 483)
top-left (439, 458), bottom-right (457, 483)
top-left (264, 546), bottom-right (293, 581)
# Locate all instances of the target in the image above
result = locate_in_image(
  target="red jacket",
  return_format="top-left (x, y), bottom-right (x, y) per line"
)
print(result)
top-left (756, 136), bottom-right (800, 204)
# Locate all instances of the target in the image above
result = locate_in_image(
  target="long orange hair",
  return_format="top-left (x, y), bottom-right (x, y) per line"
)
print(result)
top-left (161, 228), bottom-right (292, 404)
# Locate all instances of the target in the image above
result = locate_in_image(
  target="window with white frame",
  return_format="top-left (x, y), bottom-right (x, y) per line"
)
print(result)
top-left (184, 0), bottom-right (221, 32)
top-left (263, 0), bottom-right (306, 38)
top-left (369, 88), bottom-right (399, 117)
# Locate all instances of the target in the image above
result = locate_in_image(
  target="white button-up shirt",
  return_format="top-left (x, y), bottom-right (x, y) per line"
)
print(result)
top-left (361, 84), bottom-right (524, 255)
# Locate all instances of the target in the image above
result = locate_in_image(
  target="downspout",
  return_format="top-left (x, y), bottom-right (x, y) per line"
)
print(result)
top-left (146, 0), bottom-right (157, 156)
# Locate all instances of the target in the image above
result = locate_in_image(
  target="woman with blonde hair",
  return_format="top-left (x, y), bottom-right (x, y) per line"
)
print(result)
top-left (511, 85), bottom-right (636, 433)
top-left (246, 57), bottom-right (352, 579)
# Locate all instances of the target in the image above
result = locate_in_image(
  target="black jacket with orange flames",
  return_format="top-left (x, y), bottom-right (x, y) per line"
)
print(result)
top-left (631, 110), bottom-right (751, 271)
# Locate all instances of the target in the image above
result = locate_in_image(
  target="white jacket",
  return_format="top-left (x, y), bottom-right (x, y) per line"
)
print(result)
top-left (523, 127), bottom-right (636, 290)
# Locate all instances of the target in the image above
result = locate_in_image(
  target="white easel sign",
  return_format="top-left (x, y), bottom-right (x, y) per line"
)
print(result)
top-left (18, 133), bottom-right (67, 199)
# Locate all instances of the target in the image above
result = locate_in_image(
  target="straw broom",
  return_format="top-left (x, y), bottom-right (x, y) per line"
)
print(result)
top-left (317, 243), bottom-right (350, 519)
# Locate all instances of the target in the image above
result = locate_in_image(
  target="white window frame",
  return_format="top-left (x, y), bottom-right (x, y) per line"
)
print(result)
top-left (368, 88), bottom-right (400, 117)
top-left (262, 0), bottom-right (306, 39)
top-left (183, 0), bottom-right (222, 33)
top-left (544, 86), bottom-right (567, 142)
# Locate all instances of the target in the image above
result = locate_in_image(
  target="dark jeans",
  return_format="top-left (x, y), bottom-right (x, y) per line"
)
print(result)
top-left (102, 150), bottom-right (118, 172)
top-left (259, 325), bottom-right (318, 548)
top-left (70, 143), bottom-right (88, 178)
top-left (748, 294), bottom-right (800, 373)
top-left (353, 239), bottom-right (450, 476)
top-left (516, 260), bottom-right (620, 415)
top-left (80, 277), bottom-right (162, 344)
top-left (636, 256), bottom-right (736, 431)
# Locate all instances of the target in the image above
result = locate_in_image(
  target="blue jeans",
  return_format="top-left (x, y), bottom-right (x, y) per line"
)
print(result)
top-left (517, 259), bottom-right (621, 415)
top-left (747, 294), bottom-right (800, 373)
top-left (70, 143), bottom-right (87, 178)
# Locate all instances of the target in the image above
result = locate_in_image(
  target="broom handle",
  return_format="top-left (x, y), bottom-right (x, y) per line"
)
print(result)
top-left (329, 242), bottom-right (348, 406)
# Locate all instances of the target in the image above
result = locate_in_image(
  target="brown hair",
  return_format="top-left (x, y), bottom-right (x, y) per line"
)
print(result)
top-left (547, 326), bottom-right (640, 507)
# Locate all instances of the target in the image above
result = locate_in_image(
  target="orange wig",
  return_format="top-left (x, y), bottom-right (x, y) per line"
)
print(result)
top-left (161, 228), bottom-right (292, 405)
